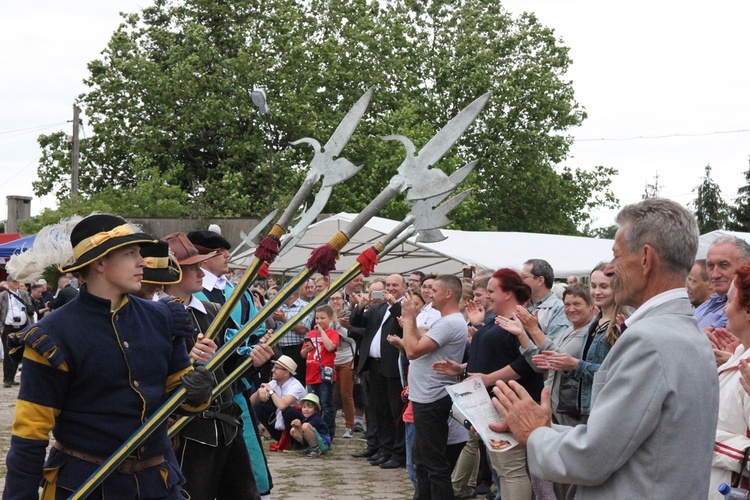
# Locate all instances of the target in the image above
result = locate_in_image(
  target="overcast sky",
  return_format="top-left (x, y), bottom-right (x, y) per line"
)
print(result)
top-left (2, 1), bottom-right (748, 229)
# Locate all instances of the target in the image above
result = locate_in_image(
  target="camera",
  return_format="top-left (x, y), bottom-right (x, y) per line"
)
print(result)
top-left (371, 290), bottom-right (385, 299)
top-left (12, 316), bottom-right (21, 323)
top-left (462, 267), bottom-right (474, 279)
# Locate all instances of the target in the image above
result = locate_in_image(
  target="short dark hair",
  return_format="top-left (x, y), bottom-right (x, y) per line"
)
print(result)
top-left (410, 271), bottom-right (425, 280)
top-left (524, 259), bottom-right (554, 289)
top-left (693, 259), bottom-right (708, 281)
top-left (436, 275), bottom-right (462, 303)
top-left (421, 273), bottom-right (438, 285)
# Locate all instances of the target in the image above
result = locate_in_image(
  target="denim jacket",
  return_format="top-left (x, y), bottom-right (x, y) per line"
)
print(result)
top-left (571, 314), bottom-right (612, 415)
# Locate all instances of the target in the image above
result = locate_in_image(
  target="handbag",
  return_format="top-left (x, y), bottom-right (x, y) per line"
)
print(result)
top-left (313, 334), bottom-right (335, 383)
top-left (555, 372), bottom-right (581, 418)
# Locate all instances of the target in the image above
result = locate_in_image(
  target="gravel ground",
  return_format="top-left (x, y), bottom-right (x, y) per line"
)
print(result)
top-left (0, 367), bottom-right (414, 498)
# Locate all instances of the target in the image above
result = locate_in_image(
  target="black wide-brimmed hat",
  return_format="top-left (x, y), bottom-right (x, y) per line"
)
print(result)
top-left (163, 232), bottom-right (218, 266)
top-left (60, 214), bottom-right (156, 273)
top-left (187, 230), bottom-right (231, 253)
top-left (141, 240), bottom-right (182, 285)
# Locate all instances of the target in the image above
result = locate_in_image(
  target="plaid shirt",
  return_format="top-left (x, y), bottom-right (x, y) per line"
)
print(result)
top-left (275, 298), bottom-right (313, 347)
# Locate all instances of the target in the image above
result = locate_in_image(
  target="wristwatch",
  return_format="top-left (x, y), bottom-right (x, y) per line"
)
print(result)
top-left (267, 389), bottom-right (275, 396)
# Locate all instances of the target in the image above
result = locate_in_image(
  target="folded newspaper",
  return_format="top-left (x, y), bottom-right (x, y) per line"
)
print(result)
top-left (447, 377), bottom-right (518, 453)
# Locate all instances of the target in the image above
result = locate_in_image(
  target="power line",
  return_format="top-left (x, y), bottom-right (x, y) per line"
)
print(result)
top-left (0, 122), bottom-right (68, 136)
top-left (575, 128), bottom-right (750, 142)
top-left (0, 156), bottom-right (40, 189)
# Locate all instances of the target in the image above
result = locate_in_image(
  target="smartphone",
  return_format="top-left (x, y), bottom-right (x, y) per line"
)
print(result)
top-left (371, 290), bottom-right (385, 299)
top-left (463, 267), bottom-right (474, 279)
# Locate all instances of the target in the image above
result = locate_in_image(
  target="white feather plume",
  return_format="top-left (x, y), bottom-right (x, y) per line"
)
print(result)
top-left (6, 216), bottom-right (84, 282)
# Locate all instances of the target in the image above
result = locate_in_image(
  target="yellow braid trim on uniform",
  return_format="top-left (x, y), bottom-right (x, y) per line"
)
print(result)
top-left (269, 224), bottom-right (285, 239)
top-left (13, 400), bottom-right (60, 440)
top-left (143, 256), bottom-right (169, 269)
top-left (24, 347), bottom-right (69, 372)
top-left (329, 231), bottom-right (350, 252)
top-left (72, 224), bottom-right (134, 258)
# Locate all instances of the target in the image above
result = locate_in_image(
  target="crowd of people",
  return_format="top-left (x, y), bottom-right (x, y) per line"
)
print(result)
top-left (3, 197), bottom-right (750, 499)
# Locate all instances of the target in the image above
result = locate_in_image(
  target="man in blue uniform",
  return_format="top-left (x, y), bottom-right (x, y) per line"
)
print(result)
top-left (3, 214), bottom-right (218, 499)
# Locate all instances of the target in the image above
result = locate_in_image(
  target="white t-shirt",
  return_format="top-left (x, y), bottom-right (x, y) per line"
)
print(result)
top-left (268, 377), bottom-right (306, 430)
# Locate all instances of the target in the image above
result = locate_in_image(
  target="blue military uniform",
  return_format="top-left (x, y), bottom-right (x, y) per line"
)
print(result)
top-left (3, 289), bottom-right (205, 499)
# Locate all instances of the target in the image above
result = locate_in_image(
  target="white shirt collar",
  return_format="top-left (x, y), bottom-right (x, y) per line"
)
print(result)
top-left (186, 295), bottom-right (207, 314)
top-left (201, 269), bottom-right (227, 291)
top-left (625, 288), bottom-right (687, 327)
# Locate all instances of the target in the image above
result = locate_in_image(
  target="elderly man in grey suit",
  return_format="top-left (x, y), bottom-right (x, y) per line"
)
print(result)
top-left (491, 198), bottom-right (720, 499)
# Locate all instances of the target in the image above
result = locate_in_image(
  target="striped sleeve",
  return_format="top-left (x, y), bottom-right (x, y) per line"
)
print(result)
top-left (5, 330), bottom-right (69, 498)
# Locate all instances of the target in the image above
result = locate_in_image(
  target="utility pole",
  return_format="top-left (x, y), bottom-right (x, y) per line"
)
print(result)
top-left (71, 105), bottom-right (81, 197)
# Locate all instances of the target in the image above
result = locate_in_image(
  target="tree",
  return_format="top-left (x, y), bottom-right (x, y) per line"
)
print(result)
top-left (691, 164), bottom-right (728, 233)
top-left (728, 157), bottom-right (750, 231)
top-left (32, 0), bottom-right (617, 234)
top-left (642, 172), bottom-right (661, 199)
top-left (589, 224), bottom-right (618, 239)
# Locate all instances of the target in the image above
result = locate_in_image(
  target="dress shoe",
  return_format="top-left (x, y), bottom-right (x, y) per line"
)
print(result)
top-left (367, 453), bottom-right (383, 462)
top-left (379, 459), bottom-right (405, 469)
top-left (351, 447), bottom-right (378, 458)
top-left (370, 455), bottom-right (391, 466)
top-left (3, 381), bottom-right (12, 388)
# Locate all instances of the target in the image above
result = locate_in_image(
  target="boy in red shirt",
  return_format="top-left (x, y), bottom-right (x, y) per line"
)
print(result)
top-left (301, 305), bottom-right (339, 438)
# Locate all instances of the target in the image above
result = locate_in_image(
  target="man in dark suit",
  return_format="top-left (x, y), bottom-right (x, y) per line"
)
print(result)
top-left (350, 274), bottom-right (407, 469)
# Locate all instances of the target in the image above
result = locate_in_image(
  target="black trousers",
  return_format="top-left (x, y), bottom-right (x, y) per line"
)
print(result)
top-left (360, 370), bottom-right (380, 449)
top-left (254, 400), bottom-right (304, 442)
top-left (2, 324), bottom-right (23, 384)
top-left (176, 419), bottom-right (260, 500)
top-left (413, 395), bottom-right (454, 500)
top-left (365, 358), bottom-right (405, 463)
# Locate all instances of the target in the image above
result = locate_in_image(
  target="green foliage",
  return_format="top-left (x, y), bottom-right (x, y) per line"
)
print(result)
top-left (31, 0), bottom-right (617, 234)
top-left (691, 164), bottom-right (728, 233)
top-left (642, 172), bottom-right (661, 200)
top-left (19, 164), bottom-right (190, 234)
top-left (588, 224), bottom-right (618, 239)
top-left (728, 157), bottom-right (750, 232)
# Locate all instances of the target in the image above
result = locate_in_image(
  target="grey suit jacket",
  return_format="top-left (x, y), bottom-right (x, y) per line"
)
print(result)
top-left (527, 296), bottom-right (719, 499)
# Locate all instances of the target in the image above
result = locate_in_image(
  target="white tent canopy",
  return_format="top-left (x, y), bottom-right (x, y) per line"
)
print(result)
top-left (231, 213), bottom-right (615, 279)
top-left (697, 230), bottom-right (750, 259)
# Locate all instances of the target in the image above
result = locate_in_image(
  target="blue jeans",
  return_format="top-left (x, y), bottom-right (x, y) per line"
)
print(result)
top-left (405, 421), bottom-right (416, 489)
top-left (309, 381), bottom-right (335, 437)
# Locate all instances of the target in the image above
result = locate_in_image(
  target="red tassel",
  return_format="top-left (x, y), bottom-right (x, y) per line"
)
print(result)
top-left (356, 247), bottom-right (379, 277)
top-left (307, 244), bottom-right (339, 276)
top-left (258, 262), bottom-right (270, 278)
top-left (255, 234), bottom-right (280, 263)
